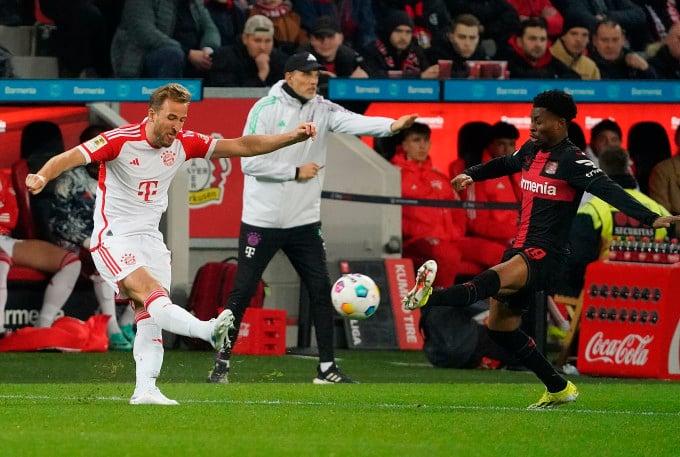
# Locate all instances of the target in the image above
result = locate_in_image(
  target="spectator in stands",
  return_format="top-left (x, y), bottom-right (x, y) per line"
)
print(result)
top-left (207, 52), bottom-right (418, 385)
top-left (293, 0), bottom-right (377, 50)
top-left (206, 15), bottom-right (288, 87)
top-left (111, 0), bottom-right (220, 78)
top-left (550, 14), bottom-right (602, 79)
top-left (551, 0), bottom-right (650, 51)
top-left (649, 125), bottom-right (680, 236)
top-left (298, 15), bottom-right (368, 97)
top-left (362, 10), bottom-right (439, 78)
top-left (582, 119), bottom-right (624, 205)
top-left (445, 0), bottom-right (521, 57)
top-left (589, 18), bottom-right (657, 78)
top-left (460, 122), bottom-right (521, 259)
top-left (392, 122), bottom-right (497, 285)
top-left (250, 0), bottom-right (307, 54)
top-left (497, 17), bottom-right (580, 79)
top-left (586, 119), bottom-right (623, 166)
top-left (204, 0), bottom-right (249, 46)
top-left (391, 123), bottom-right (465, 286)
top-left (557, 145), bottom-right (671, 296)
top-left (632, 0), bottom-right (680, 53)
top-left (427, 13), bottom-right (490, 77)
top-left (375, 0), bottom-right (451, 50)
top-left (649, 22), bottom-right (680, 77)
top-left (48, 125), bottom-right (135, 351)
top-left (0, 172), bottom-right (81, 336)
top-left (37, 0), bottom-right (122, 77)
top-left (506, 0), bottom-right (564, 39)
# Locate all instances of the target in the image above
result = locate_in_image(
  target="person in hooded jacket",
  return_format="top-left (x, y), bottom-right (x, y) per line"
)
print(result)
top-left (361, 10), bottom-right (439, 78)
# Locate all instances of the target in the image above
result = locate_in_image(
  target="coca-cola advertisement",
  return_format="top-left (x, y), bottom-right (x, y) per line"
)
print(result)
top-left (577, 260), bottom-right (680, 380)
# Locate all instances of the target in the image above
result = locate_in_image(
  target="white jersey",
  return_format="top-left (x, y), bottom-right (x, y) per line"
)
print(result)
top-left (77, 121), bottom-right (216, 249)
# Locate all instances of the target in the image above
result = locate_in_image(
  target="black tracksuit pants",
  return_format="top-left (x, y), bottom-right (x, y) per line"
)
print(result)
top-left (225, 221), bottom-right (335, 362)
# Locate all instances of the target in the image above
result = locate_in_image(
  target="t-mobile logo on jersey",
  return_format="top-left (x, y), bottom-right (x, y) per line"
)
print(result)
top-left (138, 180), bottom-right (159, 201)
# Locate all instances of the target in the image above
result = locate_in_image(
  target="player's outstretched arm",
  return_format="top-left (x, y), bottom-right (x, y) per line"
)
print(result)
top-left (451, 174), bottom-right (473, 192)
top-left (211, 122), bottom-right (316, 158)
top-left (653, 215), bottom-right (680, 228)
top-left (390, 114), bottom-right (419, 133)
top-left (26, 148), bottom-right (86, 195)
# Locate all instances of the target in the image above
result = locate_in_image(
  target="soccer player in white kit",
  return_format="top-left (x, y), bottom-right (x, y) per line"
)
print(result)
top-left (26, 83), bottom-right (316, 405)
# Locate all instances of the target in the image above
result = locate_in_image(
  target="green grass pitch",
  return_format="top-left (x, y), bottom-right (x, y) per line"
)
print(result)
top-left (1, 349), bottom-right (678, 457)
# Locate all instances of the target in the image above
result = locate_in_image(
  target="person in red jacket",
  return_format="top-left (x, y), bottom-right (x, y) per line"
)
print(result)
top-left (0, 172), bottom-right (81, 337)
top-left (392, 122), bottom-right (493, 285)
top-left (461, 121), bottom-right (521, 264)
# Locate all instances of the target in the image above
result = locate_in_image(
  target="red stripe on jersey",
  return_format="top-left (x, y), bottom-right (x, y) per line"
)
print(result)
top-left (514, 152), bottom-right (576, 246)
top-left (98, 245), bottom-right (122, 275)
top-left (93, 162), bottom-right (110, 249)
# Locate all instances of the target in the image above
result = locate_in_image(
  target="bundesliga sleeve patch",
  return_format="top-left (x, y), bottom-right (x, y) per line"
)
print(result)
top-left (84, 135), bottom-right (107, 151)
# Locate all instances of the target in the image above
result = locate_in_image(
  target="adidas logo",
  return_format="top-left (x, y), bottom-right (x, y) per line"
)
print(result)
top-left (129, 158), bottom-right (140, 166)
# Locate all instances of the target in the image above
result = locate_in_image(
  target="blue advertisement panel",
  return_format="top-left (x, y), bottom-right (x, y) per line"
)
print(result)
top-left (329, 79), bottom-right (680, 103)
top-left (328, 79), bottom-right (439, 101)
top-left (0, 79), bottom-right (203, 102)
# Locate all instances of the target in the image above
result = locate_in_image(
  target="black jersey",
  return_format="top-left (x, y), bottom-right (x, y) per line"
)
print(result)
top-left (464, 138), bottom-right (660, 254)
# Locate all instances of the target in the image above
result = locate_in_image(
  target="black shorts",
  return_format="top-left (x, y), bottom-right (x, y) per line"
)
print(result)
top-left (496, 246), bottom-right (564, 314)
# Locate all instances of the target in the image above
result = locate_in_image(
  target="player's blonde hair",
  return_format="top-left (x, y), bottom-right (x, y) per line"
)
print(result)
top-left (149, 83), bottom-right (192, 111)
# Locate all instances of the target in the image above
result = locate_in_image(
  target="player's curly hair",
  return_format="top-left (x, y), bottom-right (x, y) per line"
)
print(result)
top-left (533, 90), bottom-right (577, 121)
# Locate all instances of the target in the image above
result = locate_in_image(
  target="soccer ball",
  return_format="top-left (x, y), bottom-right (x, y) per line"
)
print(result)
top-left (331, 273), bottom-right (380, 320)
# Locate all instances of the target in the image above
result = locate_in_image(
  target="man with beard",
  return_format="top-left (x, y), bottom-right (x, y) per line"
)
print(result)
top-left (361, 10), bottom-right (438, 78)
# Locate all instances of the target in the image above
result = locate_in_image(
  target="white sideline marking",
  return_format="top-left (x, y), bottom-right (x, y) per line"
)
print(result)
top-left (1, 394), bottom-right (678, 416)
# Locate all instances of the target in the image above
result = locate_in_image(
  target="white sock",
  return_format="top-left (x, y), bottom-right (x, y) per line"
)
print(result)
top-left (91, 274), bottom-right (122, 336)
top-left (0, 258), bottom-right (10, 330)
top-left (132, 313), bottom-right (163, 395)
top-left (144, 289), bottom-right (212, 341)
top-left (320, 361), bottom-right (334, 372)
top-left (37, 255), bottom-right (81, 327)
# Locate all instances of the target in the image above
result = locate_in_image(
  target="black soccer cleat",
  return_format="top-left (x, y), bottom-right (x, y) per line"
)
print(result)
top-left (312, 363), bottom-right (357, 384)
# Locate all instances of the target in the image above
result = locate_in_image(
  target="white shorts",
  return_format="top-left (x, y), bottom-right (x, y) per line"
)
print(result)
top-left (91, 234), bottom-right (171, 299)
top-left (0, 234), bottom-right (20, 258)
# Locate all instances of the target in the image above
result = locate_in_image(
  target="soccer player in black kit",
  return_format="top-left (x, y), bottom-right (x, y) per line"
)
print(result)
top-left (403, 89), bottom-right (680, 408)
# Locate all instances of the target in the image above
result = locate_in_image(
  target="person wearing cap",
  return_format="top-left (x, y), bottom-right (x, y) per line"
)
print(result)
top-left (111, 0), bottom-right (220, 78)
top-left (206, 14), bottom-right (288, 87)
top-left (207, 51), bottom-right (419, 385)
top-left (361, 10), bottom-right (439, 78)
top-left (550, 14), bottom-right (601, 80)
top-left (298, 15), bottom-right (368, 98)
top-left (405, 89), bottom-right (680, 408)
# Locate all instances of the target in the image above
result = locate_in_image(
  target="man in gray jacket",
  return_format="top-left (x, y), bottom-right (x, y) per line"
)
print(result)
top-left (111, 0), bottom-right (220, 78)
top-left (209, 51), bottom-right (418, 384)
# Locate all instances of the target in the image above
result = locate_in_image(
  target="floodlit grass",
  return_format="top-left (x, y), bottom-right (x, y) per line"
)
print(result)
top-left (1, 350), bottom-right (678, 457)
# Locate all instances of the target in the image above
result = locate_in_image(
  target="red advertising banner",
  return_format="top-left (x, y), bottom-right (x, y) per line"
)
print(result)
top-left (363, 102), bottom-right (680, 175)
top-left (384, 258), bottom-right (422, 350)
